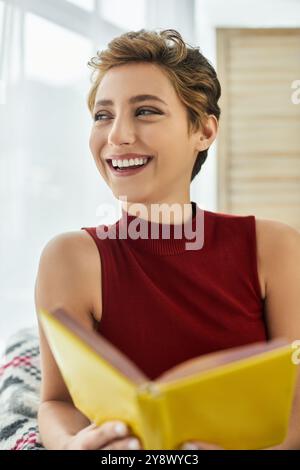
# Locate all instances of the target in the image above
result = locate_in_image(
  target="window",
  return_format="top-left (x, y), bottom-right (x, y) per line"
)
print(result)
top-left (66, 0), bottom-right (95, 12)
top-left (98, 0), bottom-right (146, 31)
top-left (0, 0), bottom-right (5, 104)
top-left (25, 13), bottom-right (91, 85)
top-left (0, 3), bottom-right (98, 350)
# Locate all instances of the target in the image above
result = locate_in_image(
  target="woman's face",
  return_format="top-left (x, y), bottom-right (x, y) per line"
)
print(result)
top-left (89, 62), bottom-right (215, 205)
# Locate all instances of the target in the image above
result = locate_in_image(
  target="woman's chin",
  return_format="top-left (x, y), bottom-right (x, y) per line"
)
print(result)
top-left (112, 188), bottom-right (153, 205)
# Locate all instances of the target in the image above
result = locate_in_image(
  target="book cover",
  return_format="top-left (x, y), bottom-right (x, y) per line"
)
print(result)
top-left (38, 307), bottom-right (298, 450)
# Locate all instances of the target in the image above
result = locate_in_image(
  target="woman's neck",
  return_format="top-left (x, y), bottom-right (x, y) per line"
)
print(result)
top-left (121, 200), bottom-right (193, 225)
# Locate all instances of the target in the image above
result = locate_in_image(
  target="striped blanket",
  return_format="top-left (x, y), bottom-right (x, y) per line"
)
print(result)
top-left (0, 327), bottom-right (45, 450)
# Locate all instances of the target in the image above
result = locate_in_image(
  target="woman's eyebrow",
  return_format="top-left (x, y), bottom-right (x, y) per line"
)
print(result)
top-left (94, 94), bottom-right (168, 107)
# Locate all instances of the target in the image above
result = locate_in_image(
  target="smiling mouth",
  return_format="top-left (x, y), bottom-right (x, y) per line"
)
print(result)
top-left (106, 157), bottom-right (153, 174)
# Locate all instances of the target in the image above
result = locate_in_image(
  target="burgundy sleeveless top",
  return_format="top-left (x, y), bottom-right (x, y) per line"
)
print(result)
top-left (81, 201), bottom-right (268, 380)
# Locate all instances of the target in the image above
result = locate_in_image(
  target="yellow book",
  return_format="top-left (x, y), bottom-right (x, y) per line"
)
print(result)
top-left (38, 307), bottom-right (298, 450)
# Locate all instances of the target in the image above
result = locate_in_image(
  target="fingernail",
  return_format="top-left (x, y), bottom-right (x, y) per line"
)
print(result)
top-left (128, 438), bottom-right (140, 450)
top-left (114, 422), bottom-right (128, 436)
top-left (181, 442), bottom-right (199, 450)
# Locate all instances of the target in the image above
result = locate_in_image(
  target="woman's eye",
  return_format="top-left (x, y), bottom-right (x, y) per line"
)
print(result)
top-left (94, 113), bottom-right (109, 121)
top-left (94, 108), bottom-right (159, 121)
top-left (137, 108), bottom-right (157, 116)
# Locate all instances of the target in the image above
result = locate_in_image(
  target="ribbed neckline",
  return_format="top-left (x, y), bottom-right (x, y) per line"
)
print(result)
top-left (113, 201), bottom-right (205, 256)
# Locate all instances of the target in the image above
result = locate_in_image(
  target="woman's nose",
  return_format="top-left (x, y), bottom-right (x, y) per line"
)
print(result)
top-left (107, 117), bottom-right (136, 146)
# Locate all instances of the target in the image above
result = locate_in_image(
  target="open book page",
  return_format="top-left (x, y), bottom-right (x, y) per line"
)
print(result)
top-left (155, 338), bottom-right (289, 384)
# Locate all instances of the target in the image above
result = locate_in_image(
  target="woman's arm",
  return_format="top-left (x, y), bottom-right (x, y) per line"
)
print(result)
top-left (256, 219), bottom-right (300, 450)
top-left (37, 401), bottom-right (91, 450)
top-left (35, 231), bottom-right (101, 449)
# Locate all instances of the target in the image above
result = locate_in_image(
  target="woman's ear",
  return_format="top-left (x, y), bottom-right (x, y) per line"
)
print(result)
top-left (196, 114), bottom-right (219, 151)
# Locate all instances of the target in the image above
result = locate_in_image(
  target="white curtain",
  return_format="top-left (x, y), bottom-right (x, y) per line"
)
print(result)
top-left (0, 0), bottom-right (112, 350)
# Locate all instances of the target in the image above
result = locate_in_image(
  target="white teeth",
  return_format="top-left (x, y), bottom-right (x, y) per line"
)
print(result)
top-left (111, 157), bottom-right (149, 168)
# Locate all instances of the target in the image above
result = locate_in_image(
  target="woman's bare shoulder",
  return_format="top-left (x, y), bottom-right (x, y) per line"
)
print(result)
top-left (255, 217), bottom-right (300, 250)
top-left (255, 218), bottom-right (300, 299)
top-left (36, 230), bottom-right (102, 325)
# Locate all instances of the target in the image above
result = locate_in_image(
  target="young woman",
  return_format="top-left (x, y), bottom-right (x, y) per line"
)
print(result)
top-left (35, 29), bottom-right (300, 450)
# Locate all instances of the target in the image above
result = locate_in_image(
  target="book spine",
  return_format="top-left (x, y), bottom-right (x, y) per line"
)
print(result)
top-left (136, 382), bottom-right (170, 450)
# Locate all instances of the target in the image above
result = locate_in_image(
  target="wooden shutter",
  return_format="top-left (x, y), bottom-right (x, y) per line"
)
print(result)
top-left (217, 29), bottom-right (300, 230)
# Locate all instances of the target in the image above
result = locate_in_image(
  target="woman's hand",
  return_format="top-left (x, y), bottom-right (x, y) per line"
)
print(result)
top-left (178, 440), bottom-right (224, 450)
top-left (65, 420), bottom-right (143, 450)
top-left (178, 440), bottom-right (285, 450)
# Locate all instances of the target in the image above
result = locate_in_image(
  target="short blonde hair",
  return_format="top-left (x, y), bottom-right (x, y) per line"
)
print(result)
top-left (87, 29), bottom-right (221, 181)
